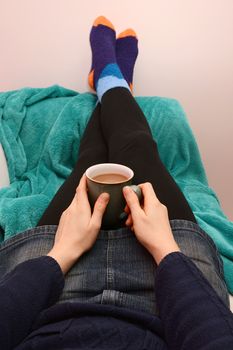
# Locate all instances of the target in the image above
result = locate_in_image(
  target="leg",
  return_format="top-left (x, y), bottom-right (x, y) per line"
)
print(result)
top-left (37, 103), bottom-right (108, 226)
top-left (99, 88), bottom-right (230, 310)
top-left (37, 16), bottom-right (138, 227)
top-left (100, 87), bottom-right (196, 222)
top-left (87, 15), bottom-right (195, 221)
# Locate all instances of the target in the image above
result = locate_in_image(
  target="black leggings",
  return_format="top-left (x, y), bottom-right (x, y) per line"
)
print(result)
top-left (37, 87), bottom-right (196, 227)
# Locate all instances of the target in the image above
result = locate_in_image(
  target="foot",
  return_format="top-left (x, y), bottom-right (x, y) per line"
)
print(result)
top-left (88, 16), bottom-right (117, 91)
top-left (88, 16), bottom-right (131, 102)
top-left (116, 29), bottom-right (138, 92)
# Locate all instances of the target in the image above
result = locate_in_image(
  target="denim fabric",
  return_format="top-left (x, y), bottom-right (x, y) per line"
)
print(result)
top-left (0, 220), bottom-right (229, 315)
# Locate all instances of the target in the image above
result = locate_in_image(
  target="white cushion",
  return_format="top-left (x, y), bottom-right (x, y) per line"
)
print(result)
top-left (0, 143), bottom-right (10, 188)
top-left (230, 294), bottom-right (233, 312)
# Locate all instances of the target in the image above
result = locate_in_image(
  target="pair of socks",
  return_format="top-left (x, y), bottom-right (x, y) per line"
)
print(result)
top-left (88, 16), bottom-right (138, 102)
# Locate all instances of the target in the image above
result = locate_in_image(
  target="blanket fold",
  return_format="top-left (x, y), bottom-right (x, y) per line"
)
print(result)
top-left (0, 85), bottom-right (232, 292)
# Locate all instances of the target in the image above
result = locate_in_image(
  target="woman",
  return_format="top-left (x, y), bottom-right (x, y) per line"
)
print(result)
top-left (0, 16), bottom-right (232, 349)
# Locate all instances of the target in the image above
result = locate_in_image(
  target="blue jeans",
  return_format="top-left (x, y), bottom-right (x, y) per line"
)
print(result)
top-left (0, 219), bottom-right (229, 315)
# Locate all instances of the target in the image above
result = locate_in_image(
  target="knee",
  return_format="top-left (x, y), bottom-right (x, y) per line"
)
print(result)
top-left (121, 131), bottom-right (157, 151)
top-left (109, 130), bottom-right (158, 161)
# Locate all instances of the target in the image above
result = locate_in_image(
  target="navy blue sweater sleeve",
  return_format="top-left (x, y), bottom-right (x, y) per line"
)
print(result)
top-left (156, 252), bottom-right (233, 349)
top-left (0, 256), bottom-right (64, 350)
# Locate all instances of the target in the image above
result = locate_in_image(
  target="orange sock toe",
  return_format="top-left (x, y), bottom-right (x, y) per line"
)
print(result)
top-left (93, 16), bottom-right (115, 31)
top-left (117, 28), bottom-right (137, 39)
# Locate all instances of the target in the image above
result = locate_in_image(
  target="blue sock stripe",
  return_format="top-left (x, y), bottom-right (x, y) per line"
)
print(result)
top-left (96, 63), bottom-right (130, 101)
top-left (97, 76), bottom-right (130, 101)
top-left (99, 63), bottom-right (124, 80)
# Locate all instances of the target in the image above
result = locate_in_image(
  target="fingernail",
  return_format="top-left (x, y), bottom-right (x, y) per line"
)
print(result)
top-left (123, 186), bottom-right (130, 193)
top-left (101, 193), bottom-right (110, 202)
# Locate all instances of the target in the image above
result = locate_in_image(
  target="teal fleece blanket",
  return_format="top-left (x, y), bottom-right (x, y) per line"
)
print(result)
top-left (0, 85), bottom-right (232, 292)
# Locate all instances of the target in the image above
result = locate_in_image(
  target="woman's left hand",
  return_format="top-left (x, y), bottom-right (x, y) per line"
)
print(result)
top-left (47, 173), bottom-right (110, 274)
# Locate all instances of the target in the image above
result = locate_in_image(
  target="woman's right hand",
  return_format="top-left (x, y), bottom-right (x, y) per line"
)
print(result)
top-left (122, 183), bottom-right (180, 265)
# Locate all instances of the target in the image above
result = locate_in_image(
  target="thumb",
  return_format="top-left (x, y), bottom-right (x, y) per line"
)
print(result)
top-left (90, 193), bottom-right (110, 229)
top-left (123, 186), bottom-right (142, 216)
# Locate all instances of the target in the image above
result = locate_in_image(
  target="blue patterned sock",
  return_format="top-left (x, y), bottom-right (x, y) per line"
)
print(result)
top-left (88, 16), bottom-right (130, 102)
top-left (116, 29), bottom-right (138, 92)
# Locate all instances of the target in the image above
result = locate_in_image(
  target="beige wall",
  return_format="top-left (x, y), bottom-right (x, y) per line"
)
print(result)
top-left (0, 0), bottom-right (232, 220)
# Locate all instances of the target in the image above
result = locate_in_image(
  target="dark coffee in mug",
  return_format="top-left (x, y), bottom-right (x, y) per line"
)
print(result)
top-left (92, 173), bottom-right (129, 184)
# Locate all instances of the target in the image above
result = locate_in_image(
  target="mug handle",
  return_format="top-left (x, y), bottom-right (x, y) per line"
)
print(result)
top-left (119, 185), bottom-right (143, 221)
